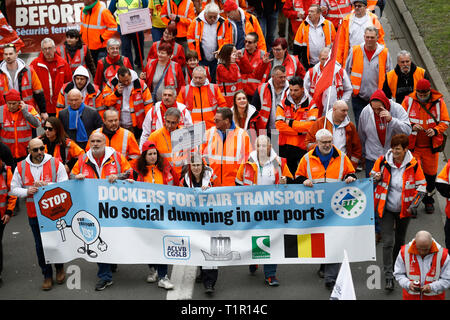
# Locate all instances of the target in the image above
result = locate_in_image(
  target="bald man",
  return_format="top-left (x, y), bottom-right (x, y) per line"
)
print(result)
top-left (394, 230), bottom-right (450, 299)
top-left (58, 88), bottom-right (103, 150)
top-left (10, 138), bottom-right (68, 290)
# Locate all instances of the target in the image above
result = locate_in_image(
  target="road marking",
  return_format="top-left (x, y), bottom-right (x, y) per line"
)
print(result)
top-left (167, 265), bottom-right (197, 300)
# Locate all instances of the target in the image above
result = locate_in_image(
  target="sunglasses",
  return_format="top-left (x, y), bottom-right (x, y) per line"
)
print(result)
top-left (44, 126), bottom-right (54, 131)
top-left (31, 146), bottom-right (45, 153)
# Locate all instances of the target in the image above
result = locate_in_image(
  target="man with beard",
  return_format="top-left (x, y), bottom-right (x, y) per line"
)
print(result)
top-left (383, 50), bottom-right (430, 104)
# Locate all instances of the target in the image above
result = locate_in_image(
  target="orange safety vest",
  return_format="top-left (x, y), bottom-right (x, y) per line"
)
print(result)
top-left (102, 56), bottom-right (128, 87)
top-left (57, 44), bottom-right (88, 75)
top-left (187, 16), bottom-right (230, 62)
top-left (282, 0), bottom-right (306, 33)
top-left (307, 64), bottom-right (345, 99)
top-left (148, 41), bottom-right (186, 69)
top-left (80, 1), bottom-right (118, 50)
top-left (0, 105), bottom-right (40, 159)
top-left (160, 0), bottom-right (195, 38)
top-left (102, 77), bottom-right (153, 129)
top-left (403, 90), bottom-right (450, 152)
top-left (386, 67), bottom-right (425, 100)
top-left (72, 151), bottom-right (130, 179)
top-left (0, 165), bottom-right (16, 218)
top-left (322, 0), bottom-right (352, 29)
top-left (400, 241), bottom-right (448, 300)
top-left (177, 83), bottom-right (226, 129)
top-left (239, 48), bottom-right (265, 97)
top-left (259, 54), bottom-right (304, 82)
top-left (0, 68), bottom-right (38, 108)
top-left (372, 155), bottom-right (426, 219)
top-left (203, 126), bottom-right (252, 186)
top-left (437, 161), bottom-right (450, 218)
top-left (367, 0), bottom-right (377, 11)
top-left (17, 158), bottom-right (59, 218)
top-left (349, 44), bottom-right (388, 96)
top-left (146, 102), bottom-right (190, 133)
top-left (44, 138), bottom-right (85, 166)
top-left (56, 82), bottom-right (102, 116)
top-left (228, 12), bottom-right (267, 52)
top-left (235, 156), bottom-right (291, 185)
top-left (89, 127), bottom-right (140, 165)
top-left (144, 59), bottom-right (184, 98)
top-left (136, 163), bottom-right (176, 186)
top-left (256, 82), bottom-right (289, 129)
top-left (275, 96), bottom-right (318, 150)
top-left (295, 145), bottom-right (355, 181)
top-left (294, 19), bottom-right (336, 65)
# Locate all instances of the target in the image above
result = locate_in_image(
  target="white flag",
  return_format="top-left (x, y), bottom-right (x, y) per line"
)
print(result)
top-left (330, 250), bottom-right (356, 300)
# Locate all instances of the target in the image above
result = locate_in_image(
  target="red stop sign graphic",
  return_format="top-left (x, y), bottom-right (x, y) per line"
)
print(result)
top-left (38, 187), bottom-right (73, 221)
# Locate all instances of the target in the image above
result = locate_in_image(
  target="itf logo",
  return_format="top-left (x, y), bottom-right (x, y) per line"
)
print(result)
top-left (331, 187), bottom-right (366, 219)
top-left (163, 236), bottom-right (190, 260)
top-left (252, 236), bottom-right (271, 259)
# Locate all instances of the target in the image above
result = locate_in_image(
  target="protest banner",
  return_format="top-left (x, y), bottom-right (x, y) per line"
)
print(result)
top-left (6, 0), bottom-right (87, 52)
top-left (35, 178), bottom-right (376, 266)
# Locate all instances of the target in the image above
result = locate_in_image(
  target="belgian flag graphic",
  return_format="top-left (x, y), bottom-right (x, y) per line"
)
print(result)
top-left (284, 233), bottom-right (325, 258)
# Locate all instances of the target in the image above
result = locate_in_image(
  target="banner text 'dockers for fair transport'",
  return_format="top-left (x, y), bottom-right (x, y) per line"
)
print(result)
top-left (35, 179), bottom-right (376, 266)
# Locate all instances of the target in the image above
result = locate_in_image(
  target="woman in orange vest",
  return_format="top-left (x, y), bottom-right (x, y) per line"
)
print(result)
top-left (371, 133), bottom-right (427, 291)
top-left (141, 42), bottom-right (185, 102)
top-left (216, 44), bottom-right (253, 106)
top-left (0, 155), bottom-right (17, 282)
top-left (179, 152), bottom-right (216, 294)
top-left (132, 140), bottom-right (176, 290)
top-left (236, 135), bottom-right (292, 287)
top-left (40, 117), bottom-right (85, 174)
top-left (146, 23), bottom-right (187, 70)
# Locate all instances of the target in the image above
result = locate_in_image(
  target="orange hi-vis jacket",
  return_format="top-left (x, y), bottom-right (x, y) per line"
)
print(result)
top-left (87, 127), bottom-right (140, 168)
top-left (337, 10), bottom-right (385, 67)
top-left (228, 11), bottom-right (267, 52)
top-left (371, 154), bottom-right (426, 219)
top-left (71, 147), bottom-right (132, 179)
top-left (57, 44), bottom-right (89, 75)
top-left (56, 81), bottom-right (103, 117)
top-left (399, 240), bottom-right (448, 300)
top-left (187, 15), bottom-right (231, 62)
top-left (276, 95), bottom-right (318, 150)
top-left (102, 76), bottom-right (153, 129)
top-left (160, 0), bottom-right (196, 38)
top-left (216, 57), bottom-right (254, 106)
top-left (402, 90), bottom-right (450, 152)
top-left (44, 138), bottom-right (85, 167)
top-left (148, 126), bottom-right (183, 178)
top-left (320, 0), bottom-right (353, 29)
top-left (295, 145), bottom-right (355, 182)
top-left (349, 44), bottom-right (388, 96)
top-left (293, 18), bottom-right (336, 66)
top-left (143, 59), bottom-right (185, 97)
top-left (436, 160), bottom-right (450, 218)
top-left (0, 65), bottom-right (43, 109)
top-left (0, 165), bottom-right (16, 218)
top-left (385, 66), bottom-right (425, 101)
top-left (177, 82), bottom-right (227, 129)
top-left (282, 0), bottom-right (306, 33)
top-left (202, 126), bottom-right (252, 187)
top-left (17, 157), bottom-right (60, 218)
top-left (235, 152), bottom-right (293, 185)
top-left (0, 105), bottom-right (41, 159)
top-left (80, 1), bottom-right (118, 51)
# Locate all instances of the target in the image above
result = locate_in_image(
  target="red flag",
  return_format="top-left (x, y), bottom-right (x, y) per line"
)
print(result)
top-left (0, 10), bottom-right (24, 60)
top-left (310, 24), bottom-right (342, 116)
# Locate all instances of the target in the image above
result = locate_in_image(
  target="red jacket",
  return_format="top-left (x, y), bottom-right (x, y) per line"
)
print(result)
top-left (30, 53), bottom-right (72, 114)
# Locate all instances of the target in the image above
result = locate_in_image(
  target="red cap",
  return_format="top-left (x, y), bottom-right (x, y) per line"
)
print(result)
top-left (4, 89), bottom-right (21, 102)
top-left (142, 140), bottom-right (157, 153)
top-left (370, 89), bottom-right (390, 109)
top-left (223, 0), bottom-right (238, 12)
top-left (416, 79), bottom-right (431, 91)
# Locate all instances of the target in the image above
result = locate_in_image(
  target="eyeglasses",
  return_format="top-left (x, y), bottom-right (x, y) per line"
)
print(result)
top-left (44, 126), bottom-right (54, 131)
top-left (31, 146), bottom-right (45, 153)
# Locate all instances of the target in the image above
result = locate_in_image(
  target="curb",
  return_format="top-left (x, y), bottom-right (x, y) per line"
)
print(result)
top-left (393, 0), bottom-right (449, 106)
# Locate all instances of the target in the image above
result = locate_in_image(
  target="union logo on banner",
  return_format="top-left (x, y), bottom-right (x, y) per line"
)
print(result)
top-left (331, 187), bottom-right (366, 219)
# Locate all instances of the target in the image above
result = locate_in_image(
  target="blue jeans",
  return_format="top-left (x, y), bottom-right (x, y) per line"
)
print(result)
top-left (148, 264), bottom-right (168, 278)
top-left (256, 10), bottom-right (279, 51)
top-left (263, 264), bottom-right (277, 278)
top-left (97, 263), bottom-right (112, 281)
top-left (120, 31), bottom-right (145, 68)
top-left (29, 217), bottom-right (63, 279)
top-left (351, 95), bottom-right (370, 129)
